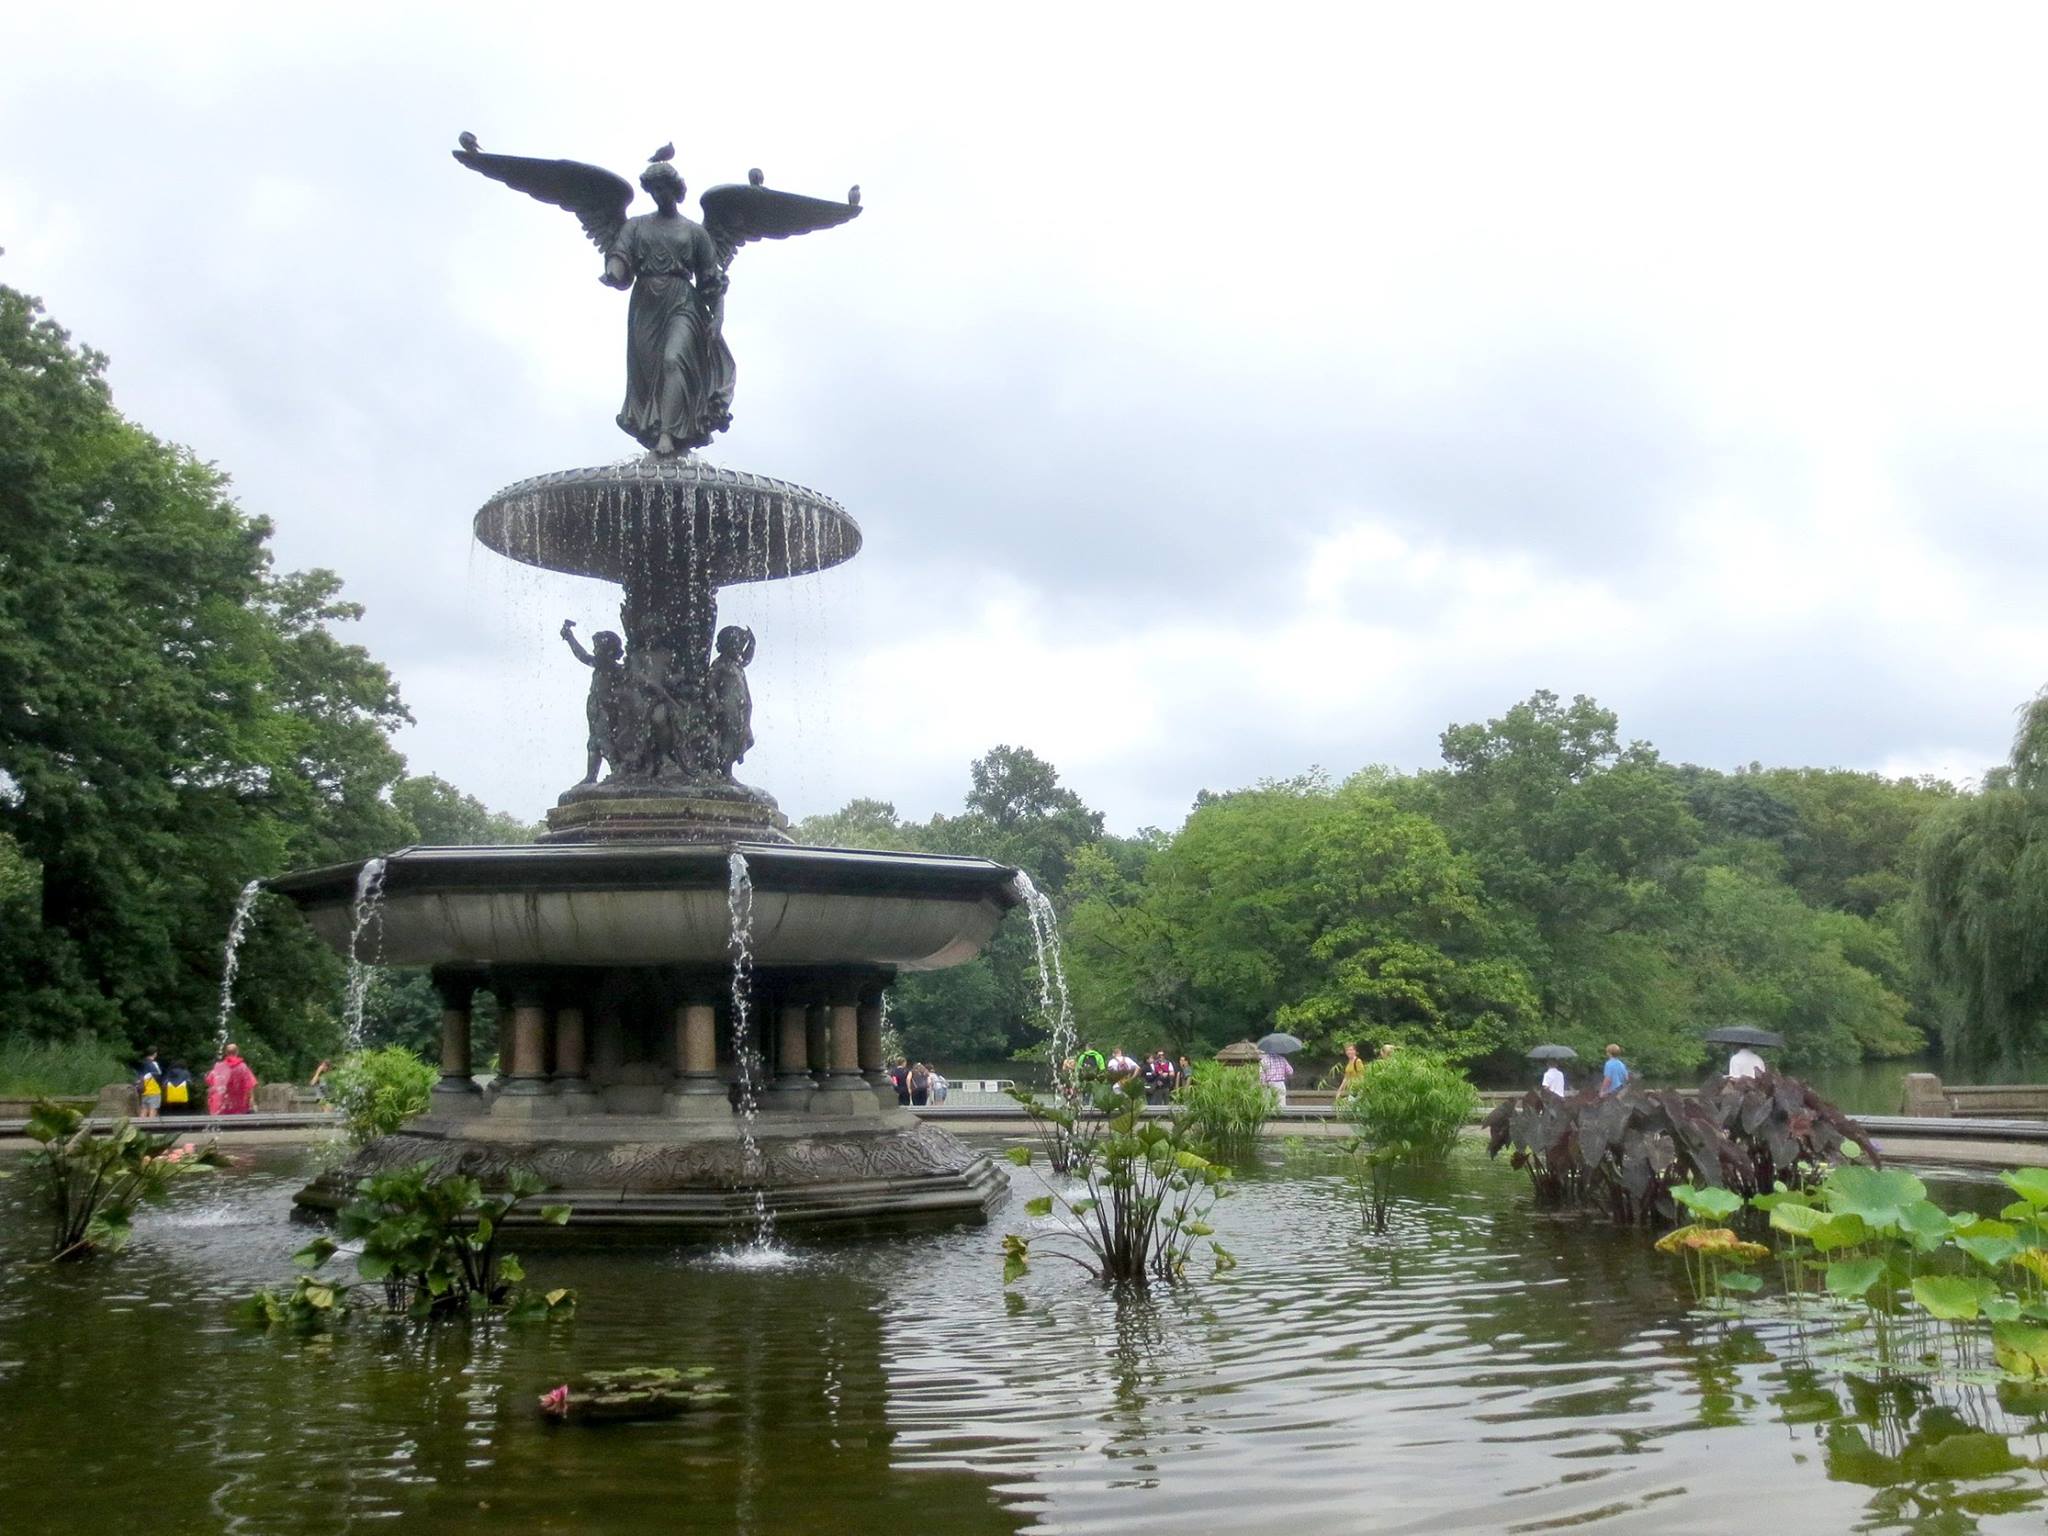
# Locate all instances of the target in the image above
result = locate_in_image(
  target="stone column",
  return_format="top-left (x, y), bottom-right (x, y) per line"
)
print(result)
top-left (806, 1002), bottom-right (830, 1088)
top-left (666, 981), bottom-right (728, 1120)
top-left (766, 997), bottom-right (814, 1110)
top-left (492, 968), bottom-right (562, 1118)
top-left (552, 988), bottom-right (599, 1115)
top-left (429, 966), bottom-right (484, 1115)
top-left (812, 975), bottom-right (873, 1117)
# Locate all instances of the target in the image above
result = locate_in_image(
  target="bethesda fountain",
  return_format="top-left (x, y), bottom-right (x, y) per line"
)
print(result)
top-left (273, 135), bottom-right (1017, 1233)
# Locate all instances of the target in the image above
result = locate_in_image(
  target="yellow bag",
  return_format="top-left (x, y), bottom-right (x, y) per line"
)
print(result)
top-left (165, 1081), bottom-right (188, 1105)
top-left (139, 1074), bottom-right (160, 1097)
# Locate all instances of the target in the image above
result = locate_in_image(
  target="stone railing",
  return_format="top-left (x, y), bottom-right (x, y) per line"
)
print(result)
top-left (1898, 1072), bottom-right (2048, 1120)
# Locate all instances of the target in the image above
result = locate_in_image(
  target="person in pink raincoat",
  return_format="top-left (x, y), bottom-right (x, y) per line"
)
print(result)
top-left (213, 1045), bottom-right (259, 1115)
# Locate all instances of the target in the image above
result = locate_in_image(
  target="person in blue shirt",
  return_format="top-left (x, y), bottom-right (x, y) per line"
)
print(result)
top-left (1599, 1044), bottom-right (1630, 1096)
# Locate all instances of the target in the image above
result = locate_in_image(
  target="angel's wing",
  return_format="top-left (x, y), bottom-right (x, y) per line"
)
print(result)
top-left (452, 145), bottom-right (636, 253)
top-left (698, 183), bottom-right (862, 269)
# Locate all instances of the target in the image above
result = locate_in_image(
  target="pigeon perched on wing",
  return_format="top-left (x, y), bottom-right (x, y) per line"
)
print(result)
top-left (748, 167), bottom-right (765, 186)
top-left (650, 142), bottom-right (675, 163)
top-left (458, 131), bottom-right (481, 152)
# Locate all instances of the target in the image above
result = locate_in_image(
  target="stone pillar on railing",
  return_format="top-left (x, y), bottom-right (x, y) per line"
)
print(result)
top-left (430, 965), bottom-right (485, 1114)
top-left (1899, 1072), bottom-right (1950, 1118)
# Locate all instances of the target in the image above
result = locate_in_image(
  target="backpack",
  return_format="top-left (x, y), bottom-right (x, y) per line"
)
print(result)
top-left (138, 1073), bottom-right (159, 1097)
top-left (165, 1080), bottom-right (189, 1104)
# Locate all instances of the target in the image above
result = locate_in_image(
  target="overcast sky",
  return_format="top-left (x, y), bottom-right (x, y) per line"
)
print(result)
top-left (7, 4), bottom-right (2047, 834)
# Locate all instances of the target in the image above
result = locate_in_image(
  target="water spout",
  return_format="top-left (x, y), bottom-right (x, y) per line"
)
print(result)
top-left (214, 878), bottom-right (265, 1059)
top-left (726, 850), bottom-right (778, 1253)
top-left (341, 857), bottom-right (389, 1053)
top-left (1011, 870), bottom-right (1076, 1100)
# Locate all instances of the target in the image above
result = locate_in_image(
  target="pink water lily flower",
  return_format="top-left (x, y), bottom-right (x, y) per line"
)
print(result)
top-left (539, 1385), bottom-right (570, 1417)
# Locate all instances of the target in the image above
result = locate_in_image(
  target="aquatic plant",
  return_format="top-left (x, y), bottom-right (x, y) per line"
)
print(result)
top-left (1656, 1158), bottom-right (2048, 1385)
top-left (21, 1100), bottom-right (226, 1261)
top-left (325, 1044), bottom-right (436, 1145)
top-left (538, 1366), bottom-right (728, 1424)
top-left (1338, 1051), bottom-right (1477, 1232)
top-left (244, 1162), bottom-right (574, 1324)
top-left (1172, 1062), bottom-right (1271, 1159)
top-left (1483, 1072), bottom-right (1876, 1224)
top-left (1003, 1078), bottom-right (1234, 1289)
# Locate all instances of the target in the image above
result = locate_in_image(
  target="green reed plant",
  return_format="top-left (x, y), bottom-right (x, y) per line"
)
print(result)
top-left (326, 1045), bottom-right (436, 1146)
top-left (1172, 1062), bottom-right (1271, 1159)
top-left (1003, 1079), bottom-right (1234, 1289)
top-left (1339, 1051), bottom-right (1477, 1232)
top-left (22, 1100), bottom-right (226, 1261)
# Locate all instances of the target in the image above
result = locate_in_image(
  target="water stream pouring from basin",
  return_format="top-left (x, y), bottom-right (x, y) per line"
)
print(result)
top-left (1012, 870), bottom-right (1076, 1100)
top-left (341, 857), bottom-right (389, 1055)
top-left (213, 878), bottom-right (265, 1059)
top-left (725, 849), bottom-right (778, 1255)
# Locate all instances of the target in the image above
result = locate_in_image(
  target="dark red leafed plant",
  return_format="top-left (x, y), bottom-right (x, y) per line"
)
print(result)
top-left (1483, 1071), bottom-right (1877, 1225)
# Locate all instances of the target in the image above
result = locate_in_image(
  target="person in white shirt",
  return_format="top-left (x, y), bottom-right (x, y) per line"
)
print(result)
top-left (1540, 1064), bottom-right (1568, 1096)
top-left (1727, 1047), bottom-right (1767, 1080)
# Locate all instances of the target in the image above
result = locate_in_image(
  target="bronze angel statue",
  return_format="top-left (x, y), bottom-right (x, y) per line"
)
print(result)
top-left (454, 137), bottom-right (861, 456)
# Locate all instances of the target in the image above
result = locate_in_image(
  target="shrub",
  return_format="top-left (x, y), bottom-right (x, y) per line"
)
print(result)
top-left (23, 1100), bottom-right (226, 1260)
top-left (0, 1035), bottom-right (130, 1098)
top-left (1173, 1062), bottom-right (1271, 1158)
top-left (1339, 1051), bottom-right (1478, 1231)
top-left (327, 1045), bottom-right (436, 1145)
top-left (1003, 1079), bottom-right (1234, 1289)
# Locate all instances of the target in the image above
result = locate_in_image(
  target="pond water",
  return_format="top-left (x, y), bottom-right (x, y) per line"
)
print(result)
top-left (1, 1141), bottom-right (2043, 1534)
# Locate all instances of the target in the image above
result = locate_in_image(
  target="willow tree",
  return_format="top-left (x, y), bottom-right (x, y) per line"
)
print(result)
top-left (1914, 690), bottom-right (2048, 1058)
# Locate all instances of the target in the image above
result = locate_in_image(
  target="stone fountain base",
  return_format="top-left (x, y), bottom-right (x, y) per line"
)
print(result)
top-left (294, 1111), bottom-right (1006, 1238)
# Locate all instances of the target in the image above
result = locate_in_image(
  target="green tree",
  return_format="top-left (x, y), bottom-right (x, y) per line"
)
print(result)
top-left (393, 774), bottom-right (538, 845)
top-left (0, 283), bottom-right (508, 1080)
top-left (1913, 688), bottom-right (2048, 1059)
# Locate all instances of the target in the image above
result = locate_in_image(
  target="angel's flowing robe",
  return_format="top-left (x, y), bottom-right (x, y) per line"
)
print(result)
top-left (612, 213), bottom-right (736, 453)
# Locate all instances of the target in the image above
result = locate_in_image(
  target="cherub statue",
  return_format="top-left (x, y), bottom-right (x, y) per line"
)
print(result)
top-left (453, 137), bottom-right (861, 456)
top-left (559, 620), bottom-right (627, 783)
top-left (706, 625), bottom-right (757, 778)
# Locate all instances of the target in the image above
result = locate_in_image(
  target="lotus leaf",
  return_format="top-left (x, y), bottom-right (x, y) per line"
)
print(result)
top-left (1826, 1257), bottom-right (1885, 1298)
top-left (1956, 1232), bottom-right (2022, 1270)
top-left (1718, 1271), bottom-right (1764, 1293)
top-left (1999, 1167), bottom-right (2048, 1208)
top-left (2014, 1249), bottom-right (2048, 1285)
top-left (1910, 1430), bottom-right (2022, 1479)
top-left (1992, 1322), bottom-right (2048, 1378)
top-left (1897, 1199), bottom-right (1953, 1252)
top-left (1809, 1212), bottom-right (1871, 1253)
top-left (1911, 1274), bottom-right (1993, 1321)
top-left (1672, 1184), bottom-right (1744, 1221)
top-left (1768, 1202), bottom-right (1827, 1240)
top-left (1822, 1166), bottom-right (1927, 1232)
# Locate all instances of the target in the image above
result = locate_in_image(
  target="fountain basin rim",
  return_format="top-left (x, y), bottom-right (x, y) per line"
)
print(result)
top-left (267, 841), bottom-right (1024, 909)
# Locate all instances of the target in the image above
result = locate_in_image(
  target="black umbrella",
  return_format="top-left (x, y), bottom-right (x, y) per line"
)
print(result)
top-left (1703, 1025), bottom-right (1786, 1049)
top-left (1255, 1032), bottom-right (1304, 1056)
top-left (1525, 1044), bottom-right (1578, 1062)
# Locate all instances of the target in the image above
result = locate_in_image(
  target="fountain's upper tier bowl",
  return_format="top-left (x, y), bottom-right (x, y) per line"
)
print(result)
top-left (269, 843), bottom-right (1019, 972)
top-left (473, 458), bottom-right (860, 587)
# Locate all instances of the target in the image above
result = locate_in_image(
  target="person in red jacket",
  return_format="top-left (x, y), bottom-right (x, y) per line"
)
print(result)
top-left (214, 1044), bottom-right (259, 1115)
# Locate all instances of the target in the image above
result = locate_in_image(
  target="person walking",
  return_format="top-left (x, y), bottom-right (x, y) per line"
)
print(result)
top-left (162, 1061), bottom-right (196, 1116)
top-left (1336, 1042), bottom-right (1366, 1103)
top-left (134, 1047), bottom-right (165, 1120)
top-left (928, 1068), bottom-right (948, 1104)
top-left (217, 1044), bottom-right (259, 1115)
top-left (1540, 1061), bottom-right (1568, 1097)
top-left (1259, 1047), bottom-right (1294, 1109)
top-left (1726, 1045), bottom-right (1766, 1080)
top-left (1599, 1044), bottom-right (1630, 1097)
top-left (1076, 1044), bottom-right (1106, 1082)
top-left (889, 1058), bottom-right (911, 1106)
